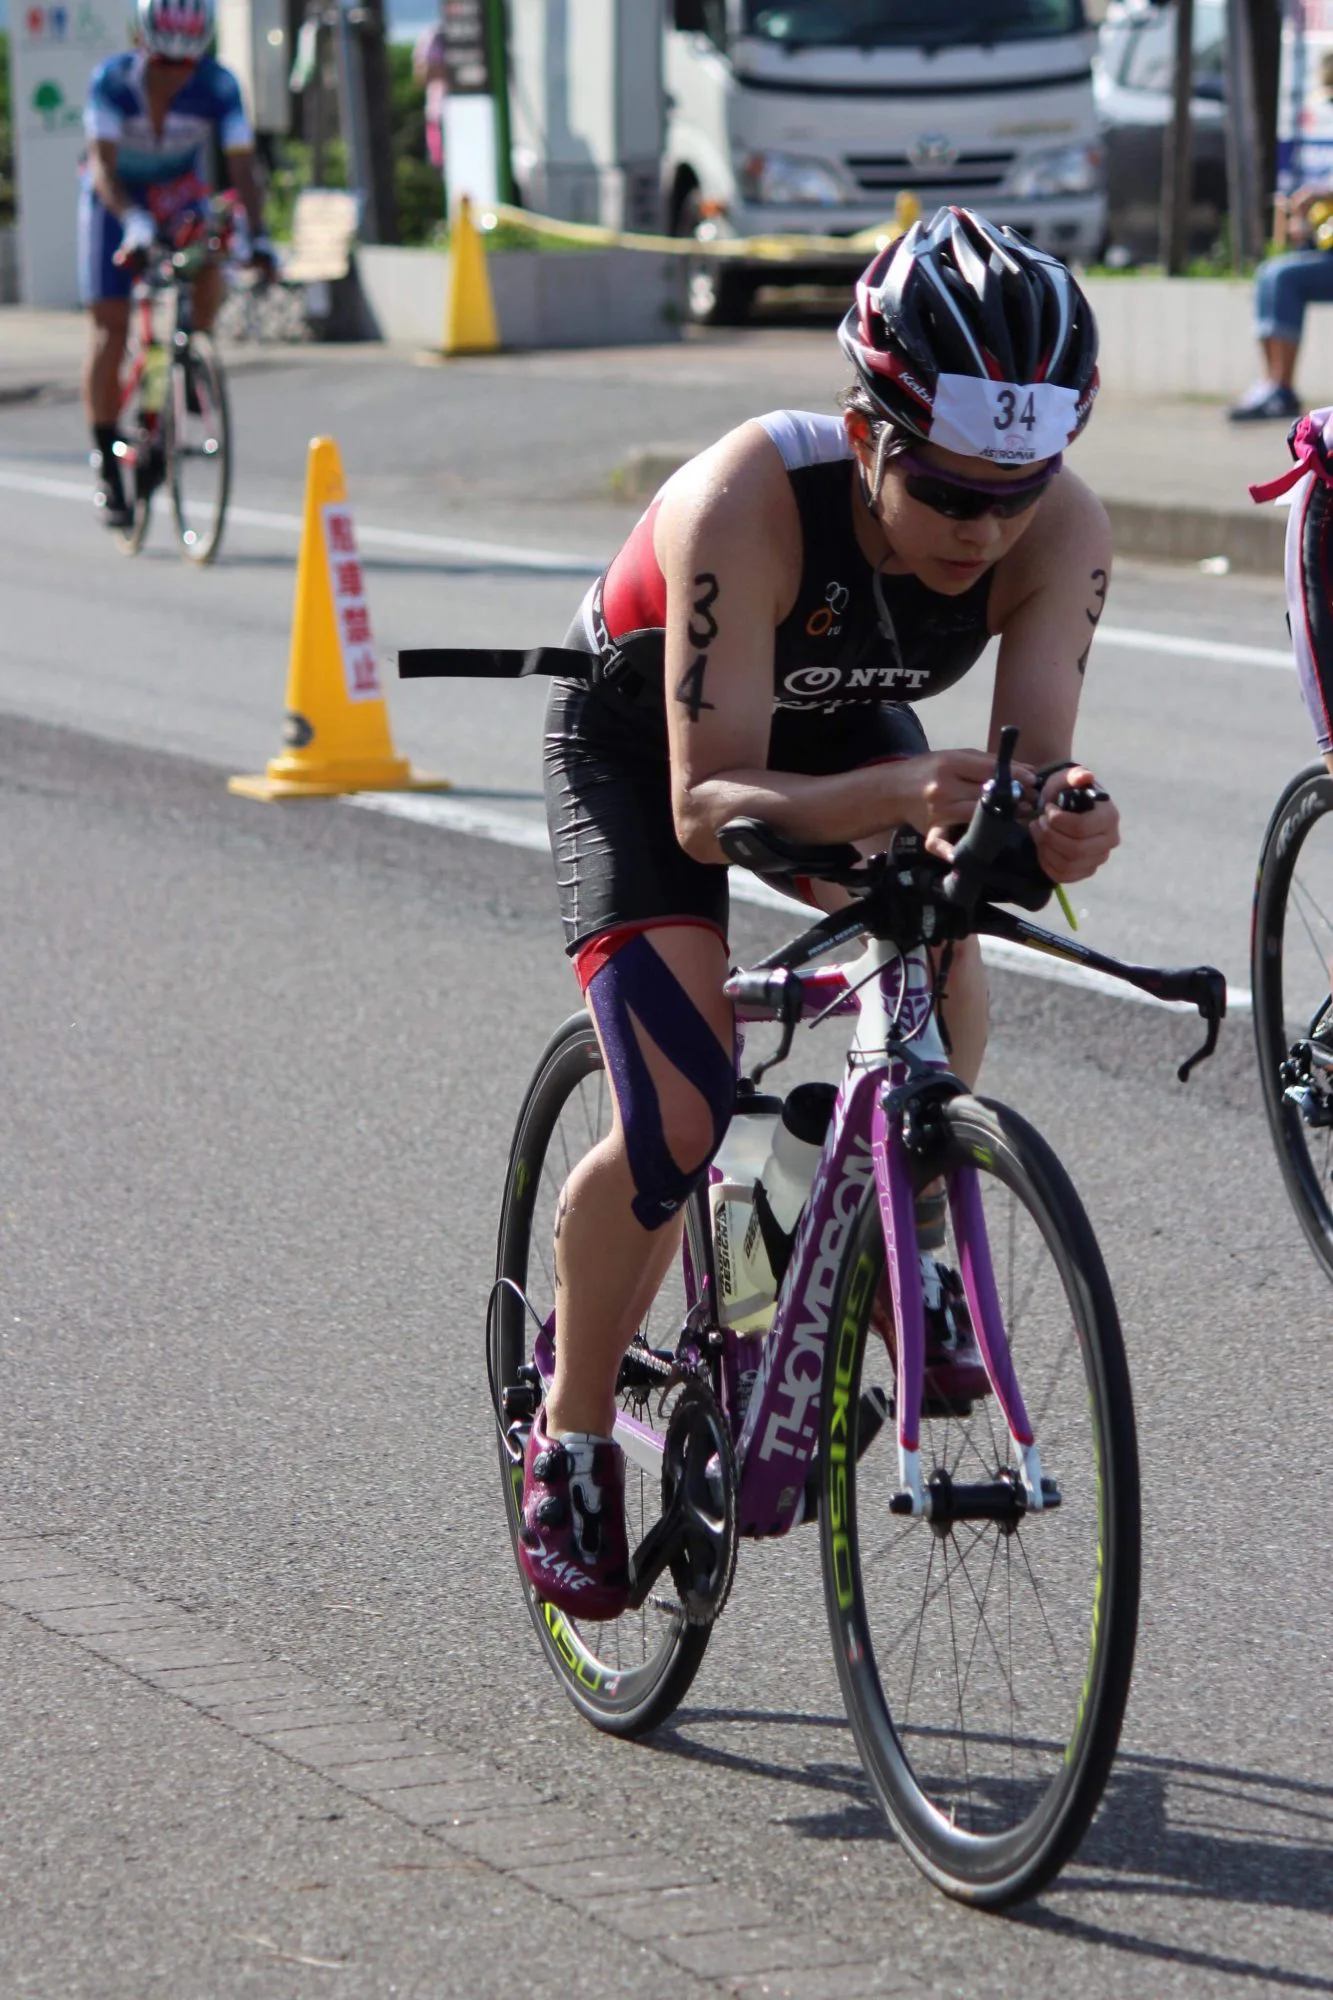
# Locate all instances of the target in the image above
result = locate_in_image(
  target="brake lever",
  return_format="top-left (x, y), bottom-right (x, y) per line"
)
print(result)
top-left (940, 723), bottom-right (1024, 908)
top-left (1176, 968), bottom-right (1228, 1083)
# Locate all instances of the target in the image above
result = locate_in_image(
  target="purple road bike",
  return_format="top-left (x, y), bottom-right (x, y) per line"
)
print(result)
top-left (490, 730), bottom-right (1226, 1907)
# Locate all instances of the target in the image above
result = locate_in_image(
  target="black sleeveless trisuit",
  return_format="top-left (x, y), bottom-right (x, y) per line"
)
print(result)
top-left (544, 409), bottom-right (996, 953)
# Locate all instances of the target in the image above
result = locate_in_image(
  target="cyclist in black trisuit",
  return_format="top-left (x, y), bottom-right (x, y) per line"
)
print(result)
top-left (518, 208), bottom-right (1121, 1620)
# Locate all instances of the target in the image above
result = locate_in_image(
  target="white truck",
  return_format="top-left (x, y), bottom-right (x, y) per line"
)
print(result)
top-left (665, 0), bottom-right (1107, 321)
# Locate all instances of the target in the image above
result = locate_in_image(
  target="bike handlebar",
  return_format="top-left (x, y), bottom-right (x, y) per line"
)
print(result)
top-left (715, 725), bottom-right (1227, 1082)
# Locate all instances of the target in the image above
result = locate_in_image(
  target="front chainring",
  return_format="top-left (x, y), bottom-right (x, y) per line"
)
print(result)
top-left (661, 1379), bottom-right (738, 1628)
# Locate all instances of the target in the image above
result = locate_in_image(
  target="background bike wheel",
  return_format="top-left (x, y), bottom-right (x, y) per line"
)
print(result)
top-left (491, 1011), bottom-right (713, 1737)
top-left (819, 1096), bottom-right (1139, 1907)
top-left (1252, 761), bottom-right (1333, 1279)
top-left (167, 335), bottom-right (231, 565)
top-left (110, 433), bottom-right (153, 556)
top-left (113, 482), bottom-right (152, 557)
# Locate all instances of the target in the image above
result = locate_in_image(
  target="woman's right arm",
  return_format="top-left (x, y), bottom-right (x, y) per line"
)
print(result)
top-left (656, 438), bottom-right (1005, 864)
top-left (88, 139), bottom-right (130, 218)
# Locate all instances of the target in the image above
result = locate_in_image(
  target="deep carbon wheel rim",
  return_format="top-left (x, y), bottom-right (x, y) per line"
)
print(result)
top-left (1254, 765), bottom-right (1333, 1275)
top-left (822, 1105), bottom-right (1136, 1903)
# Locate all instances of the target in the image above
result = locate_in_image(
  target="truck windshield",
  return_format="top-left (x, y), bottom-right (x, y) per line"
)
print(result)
top-left (743, 1), bottom-right (1084, 48)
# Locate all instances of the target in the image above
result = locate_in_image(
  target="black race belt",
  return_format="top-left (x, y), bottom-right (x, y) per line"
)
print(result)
top-left (398, 628), bottom-right (666, 711)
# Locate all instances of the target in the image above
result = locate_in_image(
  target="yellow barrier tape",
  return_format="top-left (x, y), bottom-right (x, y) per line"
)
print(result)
top-left (482, 199), bottom-right (917, 264)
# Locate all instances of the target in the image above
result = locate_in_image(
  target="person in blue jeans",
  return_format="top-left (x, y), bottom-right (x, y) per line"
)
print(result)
top-left (1230, 188), bottom-right (1333, 422)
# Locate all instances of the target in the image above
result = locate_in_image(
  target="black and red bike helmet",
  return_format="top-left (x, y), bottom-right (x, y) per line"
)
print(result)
top-left (838, 206), bottom-right (1100, 464)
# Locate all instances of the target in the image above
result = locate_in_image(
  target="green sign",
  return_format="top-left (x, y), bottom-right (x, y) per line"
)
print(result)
top-left (30, 77), bottom-right (82, 129)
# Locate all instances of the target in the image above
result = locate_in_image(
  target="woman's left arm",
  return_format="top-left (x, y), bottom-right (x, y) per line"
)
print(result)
top-left (988, 470), bottom-right (1119, 885)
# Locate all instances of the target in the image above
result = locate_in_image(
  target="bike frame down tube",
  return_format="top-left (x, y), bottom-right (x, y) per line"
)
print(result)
top-left (732, 937), bottom-right (1040, 1536)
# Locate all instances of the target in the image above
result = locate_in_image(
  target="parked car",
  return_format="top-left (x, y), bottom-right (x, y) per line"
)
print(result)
top-left (1095, 0), bottom-right (1229, 263)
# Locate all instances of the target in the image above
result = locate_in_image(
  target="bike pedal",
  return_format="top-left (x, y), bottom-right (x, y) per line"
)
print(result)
top-left (1286, 1084), bottom-right (1333, 1128)
top-left (502, 1381), bottom-right (537, 1423)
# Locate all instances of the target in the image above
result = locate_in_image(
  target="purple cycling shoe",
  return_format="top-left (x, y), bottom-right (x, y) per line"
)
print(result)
top-left (515, 1405), bottom-right (631, 1620)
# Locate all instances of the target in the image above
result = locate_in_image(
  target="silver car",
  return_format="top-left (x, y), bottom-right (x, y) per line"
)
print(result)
top-left (1095, 0), bottom-right (1228, 263)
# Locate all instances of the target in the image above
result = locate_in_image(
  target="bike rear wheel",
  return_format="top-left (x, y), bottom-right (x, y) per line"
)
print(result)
top-left (491, 1012), bottom-right (713, 1737)
top-left (818, 1095), bottom-right (1139, 1907)
top-left (167, 334), bottom-right (231, 565)
top-left (1252, 761), bottom-right (1333, 1280)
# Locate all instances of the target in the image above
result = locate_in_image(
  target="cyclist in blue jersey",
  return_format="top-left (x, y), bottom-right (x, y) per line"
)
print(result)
top-left (81, 0), bottom-right (272, 527)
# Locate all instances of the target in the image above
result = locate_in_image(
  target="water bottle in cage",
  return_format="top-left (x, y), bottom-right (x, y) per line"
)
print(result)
top-left (140, 342), bottom-right (169, 416)
top-left (708, 1091), bottom-right (781, 1331)
top-left (744, 1083), bottom-right (837, 1298)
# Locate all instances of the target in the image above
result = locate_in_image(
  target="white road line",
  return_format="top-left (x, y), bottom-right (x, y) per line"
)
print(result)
top-left (0, 464), bottom-right (603, 572)
top-left (347, 791), bottom-right (1252, 1013)
top-left (0, 462), bottom-right (1300, 630)
top-left (1097, 625), bottom-right (1292, 671)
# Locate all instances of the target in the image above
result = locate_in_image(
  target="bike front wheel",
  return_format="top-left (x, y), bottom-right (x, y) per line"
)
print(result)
top-left (1252, 761), bottom-right (1333, 1280)
top-left (490, 1012), bottom-right (714, 1738)
top-left (167, 334), bottom-right (231, 565)
top-left (818, 1095), bottom-right (1139, 1907)
top-left (111, 433), bottom-right (155, 556)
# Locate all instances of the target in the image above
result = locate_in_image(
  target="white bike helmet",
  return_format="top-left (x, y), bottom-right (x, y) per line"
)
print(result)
top-left (138, 0), bottom-right (215, 60)
top-left (838, 206), bottom-right (1099, 464)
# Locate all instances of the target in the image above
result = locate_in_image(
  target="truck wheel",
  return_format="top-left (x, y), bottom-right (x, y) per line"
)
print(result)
top-left (676, 190), bottom-right (754, 326)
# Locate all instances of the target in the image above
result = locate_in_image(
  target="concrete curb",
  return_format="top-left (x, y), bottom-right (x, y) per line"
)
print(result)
top-left (1103, 497), bottom-right (1285, 573)
top-left (609, 446), bottom-right (1288, 574)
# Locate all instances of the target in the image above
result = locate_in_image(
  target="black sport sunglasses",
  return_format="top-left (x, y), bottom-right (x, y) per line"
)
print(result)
top-left (898, 449), bottom-right (1063, 521)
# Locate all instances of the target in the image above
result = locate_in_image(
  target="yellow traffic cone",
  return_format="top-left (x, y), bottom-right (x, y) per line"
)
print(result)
top-left (444, 194), bottom-right (500, 356)
top-left (229, 437), bottom-right (448, 800)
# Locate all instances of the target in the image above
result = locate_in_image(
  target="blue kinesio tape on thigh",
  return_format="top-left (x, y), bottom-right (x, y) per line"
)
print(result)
top-left (586, 933), bottom-right (735, 1231)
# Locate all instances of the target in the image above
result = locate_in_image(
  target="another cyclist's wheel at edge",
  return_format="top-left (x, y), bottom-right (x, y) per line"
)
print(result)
top-left (1251, 408), bottom-right (1333, 1276)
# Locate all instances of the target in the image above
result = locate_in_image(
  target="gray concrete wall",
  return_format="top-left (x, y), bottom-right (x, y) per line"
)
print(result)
top-left (354, 244), bottom-right (686, 350)
top-left (1084, 273), bottom-right (1333, 398)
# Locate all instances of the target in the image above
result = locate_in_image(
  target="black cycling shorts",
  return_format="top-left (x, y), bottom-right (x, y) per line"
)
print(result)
top-left (543, 668), bottom-right (929, 954)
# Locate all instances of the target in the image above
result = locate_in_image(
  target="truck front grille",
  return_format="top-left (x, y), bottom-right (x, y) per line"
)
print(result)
top-left (844, 151), bottom-right (1014, 197)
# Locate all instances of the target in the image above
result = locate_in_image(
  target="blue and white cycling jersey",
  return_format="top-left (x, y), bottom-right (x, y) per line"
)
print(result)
top-left (84, 50), bottom-right (251, 208)
top-left (79, 50), bottom-right (253, 302)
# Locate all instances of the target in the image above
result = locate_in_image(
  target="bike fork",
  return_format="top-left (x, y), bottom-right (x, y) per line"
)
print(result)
top-left (873, 1093), bottom-right (1046, 1518)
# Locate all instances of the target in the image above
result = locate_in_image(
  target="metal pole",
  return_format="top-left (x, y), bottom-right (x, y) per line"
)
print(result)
top-left (1160, 0), bottom-right (1196, 272)
top-left (332, 0), bottom-right (380, 241)
top-left (1224, 0), bottom-right (1266, 264)
top-left (484, 0), bottom-right (515, 204)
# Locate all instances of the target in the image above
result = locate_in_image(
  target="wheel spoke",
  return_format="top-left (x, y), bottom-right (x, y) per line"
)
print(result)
top-left (493, 1024), bottom-right (712, 1735)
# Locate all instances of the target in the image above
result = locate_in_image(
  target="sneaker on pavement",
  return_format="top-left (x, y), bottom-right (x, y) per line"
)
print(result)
top-left (1227, 381), bottom-right (1301, 423)
top-left (515, 1404), bottom-right (630, 1620)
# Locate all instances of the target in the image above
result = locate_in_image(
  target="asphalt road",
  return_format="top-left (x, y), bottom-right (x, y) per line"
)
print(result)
top-left (2, 333), bottom-right (1333, 1996)
top-left (0, 330), bottom-right (1313, 984)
